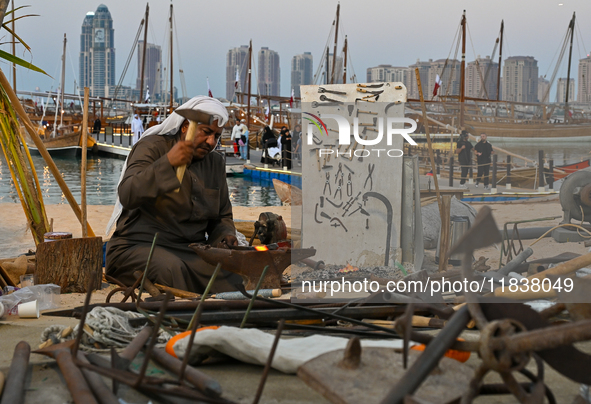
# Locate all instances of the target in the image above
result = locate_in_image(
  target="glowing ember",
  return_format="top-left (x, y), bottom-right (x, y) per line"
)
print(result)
top-left (254, 245), bottom-right (269, 251)
top-left (338, 264), bottom-right (359, 273)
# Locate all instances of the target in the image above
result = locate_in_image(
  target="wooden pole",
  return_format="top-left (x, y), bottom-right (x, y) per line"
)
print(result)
top-left (538, 150), bottom-right (545, 192)
top-left (247, 39), bottom-right (252, 162)
top-left (548, 159), bottom-right (554, 190)
top-left (10, 0), bottom-right (15, 91)
top-left (139, 4), bottom-right (149, 103)
top-left (415, 68), bottom-right (444, 221)
top-left (506, 155), bottom-right (511, 190)
top-left (491, 154), bottom-right (498, 193)
top-left (0, 68), bottom-right (95, 237)
top-left (81, 88), bottom-right (89, 237)
top-left (459, 11), bottom-right (466, 129)
top-left (330, 3), bottom-right (340, 84)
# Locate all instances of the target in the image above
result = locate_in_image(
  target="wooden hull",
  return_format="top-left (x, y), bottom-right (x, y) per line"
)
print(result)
top-left (272, 179), bottom-right (302, 206)
top-left (462, 117), bottom-right (591, 141)
top-left (26, 132), bottom-right (96, 157)
top-left (496, 160), bottom-right (590, 188)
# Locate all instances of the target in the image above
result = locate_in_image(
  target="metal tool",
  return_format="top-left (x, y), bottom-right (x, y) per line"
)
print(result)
top-left (346, 173), bottom-right (353, 197)
top-left (343, 164), bottom-right (355, 174)
top-left (335, 163), bottom-right (343, 183)
top-left (363, 192), bottom-right (393, 266)
top-left (189, 243), bottom-right (316, 289)
top-left (357, 83), bottom-right (385, 88)
top-left (34, 340), bottom-right (98, 404)
top-left (347, 105), bottom-right (354, 116)
top-left (314, 203), bottom-right (322, 224)
top-left (356, 88), bottom-right (384, 95)
top-left (342, 192), bottom-right (361, 217)
top-left (320, 94), bottom-right (341, 103)
top-left (357, 110), bottom-right (378, 115)
top-left (330, 218), bottom-right (348, 232)
top-left (323, 172), bottom-right (331, 195)
top-left (364, 163), bottom-right (375, 191)
top-left (311, 101), bottom-right (343, 108)
top-left (326, 198), bottom-right (343, 208)
top-left (318, 87), bottom-right (346, 95)
top-left (320, 211), bottom-right (332, 220)
top-left (334, 177), bottom-right (343, 200)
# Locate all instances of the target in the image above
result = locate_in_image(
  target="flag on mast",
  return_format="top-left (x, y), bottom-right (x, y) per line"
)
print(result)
top-left (207, 77), bottom-right (213, 98)
top-left (433, 74), bottom-right (442, 97)
top-left (144, 86), bottom-right (150, 102)
top-left (235, 69), bottom-right (240, 90)
top-left (289, 88), bottom-right (294, 108)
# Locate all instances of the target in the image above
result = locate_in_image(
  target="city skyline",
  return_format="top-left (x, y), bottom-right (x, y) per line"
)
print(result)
top-left (5, 0), bottom-right (591, 102)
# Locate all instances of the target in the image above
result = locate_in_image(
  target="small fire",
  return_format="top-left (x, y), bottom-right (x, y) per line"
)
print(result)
top-left (339, 264), bottom-right (359, 273)
top-left (255, 245), bottom-right (269, 251)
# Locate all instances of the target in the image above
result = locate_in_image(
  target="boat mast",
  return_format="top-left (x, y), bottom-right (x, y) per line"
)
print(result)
top-left (139, 3), bottom-right (149, 103)
top-left (330, 3), bottom-right (340, 84)
top-left (564, 12), bottom-right (575, 122)
top-left (496, 20), bottom-right (503, 101)
top-left (459, 10), bottom-right (466, 130)
top-left (59, 33), bottom-right (67, 130)
top-left (342, 36), bottom-right (348, 84)
top-left (247, 39), bottom-right (252, 162)
top-left (325, 48), bottom-right (329, 85)
top-left (169, 3), bottom-right (173, 112)
top-left (11, 0), bottom-right (15, 91)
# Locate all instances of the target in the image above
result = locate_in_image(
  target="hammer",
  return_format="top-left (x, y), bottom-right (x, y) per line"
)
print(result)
top-left (172, 107), bottom-right (219, 192)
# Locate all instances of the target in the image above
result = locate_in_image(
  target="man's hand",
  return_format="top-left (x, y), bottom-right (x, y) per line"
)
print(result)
top-left (167, 140), bottom-right (197, 167)
top-left (217, 234), bottom-right (238, 249)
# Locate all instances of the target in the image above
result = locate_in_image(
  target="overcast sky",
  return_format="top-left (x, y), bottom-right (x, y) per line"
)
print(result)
top-left (4, 0), bottom-right (591, 99)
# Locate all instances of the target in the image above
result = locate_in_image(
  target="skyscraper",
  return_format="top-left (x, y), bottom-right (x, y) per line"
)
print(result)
top-left (556, 78), bottom-right (575, 104)
top-left (79, 4), bottom-right (116, 98)
top-left (466, 56), bottom-right (499, 99)
top-left (502, 56), bottom-right (538, 103)
top-left (226, 45), bottom-right (249, 101)
top-left (136, 40), bottom-right (162, 102)
top-left (258, 47), bottom-right (280, 96)
top-left (291, 52), bottom-right (313, 98)
top-left (577, 54), bottom-right (591, 103)
top-left (538, 76), bottom-right (550, 103)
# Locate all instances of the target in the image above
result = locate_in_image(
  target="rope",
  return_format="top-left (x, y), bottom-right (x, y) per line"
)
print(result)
top-left (530, 223), bottom-right (591, 246)
top-left (40, 306), bottom-right (173, 350)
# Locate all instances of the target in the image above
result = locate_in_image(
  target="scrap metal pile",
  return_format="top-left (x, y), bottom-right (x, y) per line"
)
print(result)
top-left (2, 207), bottom-right (591, 403)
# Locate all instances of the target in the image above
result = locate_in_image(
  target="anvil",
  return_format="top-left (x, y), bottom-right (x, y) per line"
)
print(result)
top-left (190, 243), bottom-right (316, 289)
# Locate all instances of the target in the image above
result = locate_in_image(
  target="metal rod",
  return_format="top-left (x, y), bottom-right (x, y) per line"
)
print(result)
top-left (77, 352), bottom-right (119, 404)
top-left (150, 348), bottom-right (222, 397)
top-left (135, 291), bottom-right (172, 387)
top-left (73, 270), bottom-right (98, 358)
top-left (0, 341), bottom-right (30, 404)
top-left (253, 319), bottom-right (285, 404)
top-left (380, 306), bottom-right (471, 404)
top-left (179, 263), bottom-right (222, 384)
top-left (241, 265), bottom-right (270, 328)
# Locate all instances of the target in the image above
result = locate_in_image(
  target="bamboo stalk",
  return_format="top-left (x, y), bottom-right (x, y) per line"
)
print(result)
top-left (81, 88), bottom-right (89, 237)
top-left (0, 68), bottom-right (95, 237)
top-left (0, 83), bottom-right (48, 244)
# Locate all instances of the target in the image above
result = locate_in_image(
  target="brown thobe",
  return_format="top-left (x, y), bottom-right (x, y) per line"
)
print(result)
top-left (106, 133), bottom-right (240, 293)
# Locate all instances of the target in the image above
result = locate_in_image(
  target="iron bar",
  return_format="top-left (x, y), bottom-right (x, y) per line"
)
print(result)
top-left (253, 319), bottom-right (285, 404)
top-left (241, 265), bottom-right (270, 328)
top-left (0, 341), bottom-right (30, 404)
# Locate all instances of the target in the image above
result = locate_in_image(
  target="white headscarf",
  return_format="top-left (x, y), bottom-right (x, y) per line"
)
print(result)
top-left (105, 96), bottom-right (229, 237)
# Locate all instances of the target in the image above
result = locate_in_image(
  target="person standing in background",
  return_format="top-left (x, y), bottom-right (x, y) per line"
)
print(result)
top-left (475, 133), bottom-right (494, 190)
top-left (239, 119), bottom-right (249, 160)
top-left (131, 114), bottom-right (144, 144)
top-left (456, 130), bottom-right (473, 189)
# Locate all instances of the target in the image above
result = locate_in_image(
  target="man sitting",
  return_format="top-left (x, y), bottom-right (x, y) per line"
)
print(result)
top-left (105, 96), bottom-right (240, 293)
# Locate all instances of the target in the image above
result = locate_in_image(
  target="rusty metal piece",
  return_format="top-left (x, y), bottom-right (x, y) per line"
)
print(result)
top-left (381, 306), bottom-right (472, 403)
top-left (76, 352), bottom-right (119, 404)
top-left (133, 271), bottom-right (164, 300)
top-left (241, 265), bottom-right (270, 328)
top-left (135, 292), bottom-right (172, 388)
top-left (338, 337), bottom-right (361, 370)
top-left (180, 264), bottom-right (222, 386)
top-left (299, 347), bottom-right (472, 404)
top-left (109, 326), bottom-right (153, 393)
top-left (479, 301), bottom-right (591, 385)
top-left (189, 243), bottom-right (316, 289)
top-left (253, 319), bottom-right (285, 404)
top-left (479, 319), bottom-right (530, 373)
top-left (0, 341), bottom-right (30, 404)
top-left (150, 348), bottom-right (222, 397)
top-left (33, 340), bottom-right (98, 404)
